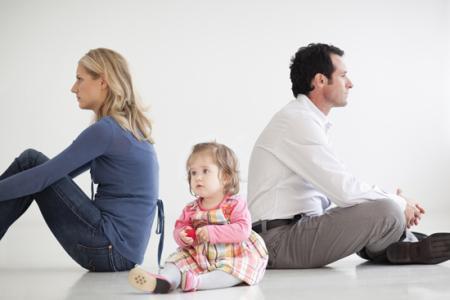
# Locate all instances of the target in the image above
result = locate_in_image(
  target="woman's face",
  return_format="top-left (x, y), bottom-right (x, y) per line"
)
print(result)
top-left (71, 64), bottom-right (108, 113)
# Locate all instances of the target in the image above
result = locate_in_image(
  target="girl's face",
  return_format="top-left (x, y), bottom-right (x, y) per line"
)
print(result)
top-left (71, 64), bottom-right (108, 113)
top-left (189, 153), bottom-right (225, 201)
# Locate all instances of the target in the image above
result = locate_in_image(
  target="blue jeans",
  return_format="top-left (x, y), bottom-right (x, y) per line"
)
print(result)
top-left (0, 149), bottom-right (135, 272)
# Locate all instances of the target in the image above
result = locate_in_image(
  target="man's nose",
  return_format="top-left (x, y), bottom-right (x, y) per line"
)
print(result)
top-left (347, 78), bottom-right (353, 89)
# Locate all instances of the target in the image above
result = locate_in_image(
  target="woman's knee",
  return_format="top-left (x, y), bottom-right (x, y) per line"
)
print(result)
top-left (18, 148), bottom-right (49, 166)
top-left (20, 148), bottom-right (44, 159)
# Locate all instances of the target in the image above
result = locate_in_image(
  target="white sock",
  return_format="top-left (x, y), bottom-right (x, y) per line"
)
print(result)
top-left (402, 230), bottom-right (419, 242)
top-left (197, 270), bottom-right (242, 290)
top-left (160, 263), bottom-right (181, 290)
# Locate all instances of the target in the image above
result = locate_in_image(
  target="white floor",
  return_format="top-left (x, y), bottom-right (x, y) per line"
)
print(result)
top-left (1, 256), bottom-right (450, 300)
top-left (1, 206), bottom-right (450, 300)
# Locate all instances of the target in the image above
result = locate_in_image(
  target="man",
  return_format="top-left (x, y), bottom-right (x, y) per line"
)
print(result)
top-left (248, 43), bottom-right (450, 268)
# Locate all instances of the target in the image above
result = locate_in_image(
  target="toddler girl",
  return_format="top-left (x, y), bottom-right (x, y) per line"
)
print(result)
top-left (128, 142), bottom-right (268, 292)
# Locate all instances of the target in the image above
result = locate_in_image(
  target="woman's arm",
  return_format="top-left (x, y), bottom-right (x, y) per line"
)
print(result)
top-left (206, 197), bottom-right (251, 244)
top-left (68, 162), bottom-right (91, 178)
top-left (0, 118), bottom-right (113, 201)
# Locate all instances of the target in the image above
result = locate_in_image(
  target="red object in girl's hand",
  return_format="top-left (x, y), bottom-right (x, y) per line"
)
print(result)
top-left (186, 228), bottom-right (196, 239)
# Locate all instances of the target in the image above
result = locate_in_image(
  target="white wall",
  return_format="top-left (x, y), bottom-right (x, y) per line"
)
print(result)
top-left (0, 0), bottom-right (449, 269)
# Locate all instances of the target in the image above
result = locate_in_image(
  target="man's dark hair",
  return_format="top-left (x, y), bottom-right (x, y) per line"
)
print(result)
top-left (290, 43), bottom-right (344, 97)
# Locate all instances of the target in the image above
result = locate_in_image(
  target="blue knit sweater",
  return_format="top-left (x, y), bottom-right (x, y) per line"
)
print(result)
top-left (0, 116), bottom-right (159, 263)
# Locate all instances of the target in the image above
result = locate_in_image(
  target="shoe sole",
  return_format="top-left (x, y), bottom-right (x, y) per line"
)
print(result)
top-left (387, 233), bottom-right (450, 264)
top-left (128, 267), bottom-right (157, 292)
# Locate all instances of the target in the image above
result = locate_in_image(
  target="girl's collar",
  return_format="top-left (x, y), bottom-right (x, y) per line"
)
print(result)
top-left (197, 194), bottom-right (232, 211)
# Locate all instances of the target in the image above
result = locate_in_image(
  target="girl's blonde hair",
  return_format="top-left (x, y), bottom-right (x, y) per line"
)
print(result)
top-left (79, 48), bottom-right (154, 143)
top-left (186, 142), bottom-right (240, 196)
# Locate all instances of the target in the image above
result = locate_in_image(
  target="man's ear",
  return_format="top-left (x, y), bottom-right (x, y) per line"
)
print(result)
top-left (312, 73), bottom-right (327, 89)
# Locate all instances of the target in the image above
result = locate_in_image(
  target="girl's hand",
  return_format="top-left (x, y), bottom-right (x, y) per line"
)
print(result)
top-left (179, 227), bottom-right (194, 246)
top-left (196, 227), bottom-right (209, 243)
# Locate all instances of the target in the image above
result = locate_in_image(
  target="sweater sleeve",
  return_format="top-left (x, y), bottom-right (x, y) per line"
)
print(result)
top-left (207, 197), bottom-right (251, 244)
top-left (68, 162), bottom-right (91, 179)
top-left (0, 119), bottom-right (113, 202)
top-left (173, 205), bottom-right (193, 247)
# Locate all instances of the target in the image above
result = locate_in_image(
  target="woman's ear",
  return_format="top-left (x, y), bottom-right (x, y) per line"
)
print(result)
top-left (99, 75), bottom-right (108, 90)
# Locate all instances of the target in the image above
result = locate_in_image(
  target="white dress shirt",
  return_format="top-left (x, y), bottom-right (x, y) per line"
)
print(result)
top-left (248, 94), bottom-right (406, 221)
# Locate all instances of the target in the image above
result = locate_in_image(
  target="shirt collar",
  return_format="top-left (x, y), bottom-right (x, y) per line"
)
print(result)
top-left (296, 94), bottom-right (333, 133)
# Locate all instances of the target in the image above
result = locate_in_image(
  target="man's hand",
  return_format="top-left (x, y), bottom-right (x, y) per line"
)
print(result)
top-left (179, 227), bottom-right (194, 246)
top-left (397, 188), bottom-right (425, 228)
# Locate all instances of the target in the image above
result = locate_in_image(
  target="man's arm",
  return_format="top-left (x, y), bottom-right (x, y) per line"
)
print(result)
top-left (275, 117), bottom-right (406, 209)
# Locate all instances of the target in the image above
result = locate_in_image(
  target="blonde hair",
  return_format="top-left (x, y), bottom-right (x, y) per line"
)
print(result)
top-left (79, 48), bottom-right (154, 143)
top-left (186, 142), bottom-right (240, 196)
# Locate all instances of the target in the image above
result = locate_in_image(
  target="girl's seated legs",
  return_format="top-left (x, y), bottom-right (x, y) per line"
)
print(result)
top-left (129, 263), bottom-right (242, 293)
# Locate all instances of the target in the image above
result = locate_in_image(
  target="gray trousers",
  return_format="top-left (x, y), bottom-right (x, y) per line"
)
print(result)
top-left (258, 199), bottom-right (406, 268)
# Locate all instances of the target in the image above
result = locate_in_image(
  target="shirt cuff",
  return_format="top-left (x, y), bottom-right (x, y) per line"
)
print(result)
top-left (388, 193), bottom-right (407, 211)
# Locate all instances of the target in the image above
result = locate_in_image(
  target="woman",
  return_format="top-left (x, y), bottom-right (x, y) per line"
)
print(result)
top-left (0, 48), bottom-right (162, 272)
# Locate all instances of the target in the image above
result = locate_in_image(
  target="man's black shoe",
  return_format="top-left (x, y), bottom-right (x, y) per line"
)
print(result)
top-left (411, 231), bottom-right (428, 241)
top-left (387, 233), bottom-right (450, 264)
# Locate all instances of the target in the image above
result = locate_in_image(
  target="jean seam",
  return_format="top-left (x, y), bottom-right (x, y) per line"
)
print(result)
top-left (77, 243), bottom-right (116, 272)
top-left (50, 182), bottom-right (98, 230)
top-left (109, 246), bottom-right (118, 272)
